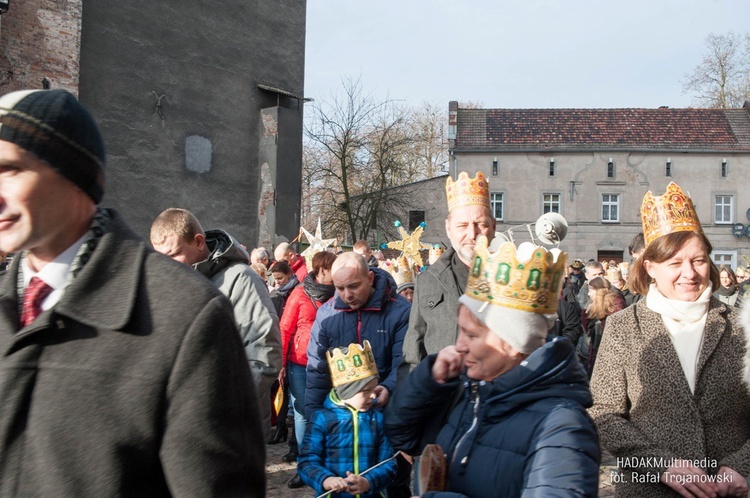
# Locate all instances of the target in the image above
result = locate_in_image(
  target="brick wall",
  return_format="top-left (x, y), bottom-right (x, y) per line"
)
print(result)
top-left (0, 0), bottom-right (81, 94)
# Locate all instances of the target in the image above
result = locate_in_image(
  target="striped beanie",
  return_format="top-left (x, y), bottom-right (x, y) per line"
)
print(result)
top-left (0, 89), bottom-right (105, 203)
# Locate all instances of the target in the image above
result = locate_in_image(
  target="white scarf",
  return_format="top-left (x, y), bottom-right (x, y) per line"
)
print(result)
top-left (646, 284), bottom-right (711, 394)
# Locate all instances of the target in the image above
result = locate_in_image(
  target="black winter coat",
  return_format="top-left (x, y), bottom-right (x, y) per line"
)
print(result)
top-left (384, 338), bottom-right (600, 498)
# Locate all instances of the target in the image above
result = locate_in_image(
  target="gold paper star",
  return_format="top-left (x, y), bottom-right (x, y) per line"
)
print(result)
top-left (300, 218), bottom-right (337, 261)
top-left (386, 224), bottom-right (432, 268)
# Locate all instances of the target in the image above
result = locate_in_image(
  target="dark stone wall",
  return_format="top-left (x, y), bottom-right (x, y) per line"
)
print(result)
top-left (77, 0), bottom-right (306, 246)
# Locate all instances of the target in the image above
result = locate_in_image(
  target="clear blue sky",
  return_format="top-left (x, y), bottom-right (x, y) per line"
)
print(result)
top-left (305, 0), bottom-right (750, 109)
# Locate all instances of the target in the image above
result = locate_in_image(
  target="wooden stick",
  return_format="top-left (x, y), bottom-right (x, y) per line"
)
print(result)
top-left (315, 451), bottom-right (403, 498)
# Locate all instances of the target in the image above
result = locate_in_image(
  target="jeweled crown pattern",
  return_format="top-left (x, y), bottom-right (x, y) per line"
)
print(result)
top-left (641, 182), bottom-right (703, 247)
top-left (445, 171), bottom-right (491, 213)
top-left (326, 340), bottom-right (378, 388)
top-left (465, 236), bottom-right (566, 314)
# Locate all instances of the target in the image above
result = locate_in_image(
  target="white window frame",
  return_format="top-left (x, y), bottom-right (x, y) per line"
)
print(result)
top-left (711, 250), bottom-right (736, 269)
top-left (714, 194), bottom-right (733, 224)
top-left (543, 193), bottom-right (561, 214)
top-left (601, 193), bottom-right (620, 223)
top-left (490, 192), bottom-right (504, 221)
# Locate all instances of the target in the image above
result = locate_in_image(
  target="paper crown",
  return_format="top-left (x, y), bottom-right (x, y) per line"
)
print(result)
top-left (641, 182), bottom-right (703, 247)
top-left (606, 267), bottom-right (622, 282)
top-left (445, 171), bottom-right (491, 213)
top-left (383, 256), bottom-right (415, 288)
top-left (326, 340), bottom-right (378, 389)
top-left (463, 235), bottom-right (566, 314)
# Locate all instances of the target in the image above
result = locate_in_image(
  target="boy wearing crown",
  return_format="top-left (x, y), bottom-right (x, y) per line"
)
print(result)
top-left (298, 341), bottom-right (397, 497)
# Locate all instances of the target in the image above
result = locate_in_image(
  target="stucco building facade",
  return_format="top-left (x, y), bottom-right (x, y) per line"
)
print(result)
top-left (0, 1), bottom-right (306, 247)
top-left (446, 101), bottom-right (750, 267)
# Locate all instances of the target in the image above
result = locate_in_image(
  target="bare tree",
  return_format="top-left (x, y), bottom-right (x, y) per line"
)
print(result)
top-left (682, 32), bottom-right (750, 108)
top-left (302, 79), bottom-right (448, 244)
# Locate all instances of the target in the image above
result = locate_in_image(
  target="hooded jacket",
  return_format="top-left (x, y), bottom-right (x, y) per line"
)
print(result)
top-left (195, 230), bottom-right (282, 378)
top-left (384, 338), bottom-right (600, 498)
top-left (305, 267), bottom-right (411, 419)
top-left (280, 275), bottom-right (333, 368)
top-left (298, 391), bottom-right (397, 497)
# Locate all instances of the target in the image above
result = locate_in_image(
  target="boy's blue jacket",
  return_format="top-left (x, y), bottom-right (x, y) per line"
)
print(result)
top-left (298, 391), bottom-right (397, 497)
top-left (305, 267), bottom-right (411, 419)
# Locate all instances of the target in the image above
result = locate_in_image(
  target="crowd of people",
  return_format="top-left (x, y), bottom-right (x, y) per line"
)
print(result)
top-left (1, 88), bottom-right (749, 497)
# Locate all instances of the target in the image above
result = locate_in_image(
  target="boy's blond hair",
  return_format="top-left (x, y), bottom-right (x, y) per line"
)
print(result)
top-left (150, 208), bottom-right (204, 244)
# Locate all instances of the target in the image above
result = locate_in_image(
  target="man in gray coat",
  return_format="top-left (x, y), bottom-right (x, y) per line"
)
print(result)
top-left (0, 89), bottom-right (264, 495)
top-left (151, 208), bottom-right (282, 439)
top-left (402, 171), bottom-right (496, 369)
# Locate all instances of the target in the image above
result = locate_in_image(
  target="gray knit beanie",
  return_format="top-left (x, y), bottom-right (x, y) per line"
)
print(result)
top-left (0, 89), bottom-right (105, 203)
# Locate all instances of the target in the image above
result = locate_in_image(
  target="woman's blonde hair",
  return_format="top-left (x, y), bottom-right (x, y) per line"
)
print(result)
top-left (586, 276), bottom-right (617, 320)
top-left (629, 231), bottom-right (720, 296)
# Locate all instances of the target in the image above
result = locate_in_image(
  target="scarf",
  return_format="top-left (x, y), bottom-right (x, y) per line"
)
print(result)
top-left (303, 273), bottom-right (335, 305)
top-left (716, 285), bottom-right (737, 297)
top-left (646, 283), bottom-right (711, 393)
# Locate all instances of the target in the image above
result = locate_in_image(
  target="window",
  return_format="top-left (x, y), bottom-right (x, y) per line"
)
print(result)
top-left (549, 158), bottom-right (556, 177)
top-left (543, 193), bottom-right (560, 214)
top-left (607, 159), bottom-right (614, 178)
top-left (490, 192), bottom-right (504, 220)
top-left (714, 195), bottom-right (733, 224)
top-left (721, 159), bottom-right (728, 177)
top-left (711, 250), bottom-right (736, 269)
top-left (492, 158), bottom-right (498, 176)
top-left (666, 159), bottom-right (672, 177)
top-left (602, 194), bottom-right (620, 222)
top-left (408, 210), bottom-right (425, 231)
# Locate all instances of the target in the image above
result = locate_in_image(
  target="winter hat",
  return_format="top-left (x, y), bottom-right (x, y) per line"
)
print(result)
top-left (0, 89), bottom-right (106, 203)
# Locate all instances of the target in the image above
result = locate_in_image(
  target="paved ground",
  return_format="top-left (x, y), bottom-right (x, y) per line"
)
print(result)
top-left (265, 436), bottom-right (618, 497)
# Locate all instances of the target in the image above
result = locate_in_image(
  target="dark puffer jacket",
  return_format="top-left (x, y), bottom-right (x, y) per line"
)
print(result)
top-left (305, 267), bottom-right (411, 419)
top-left (384, 338), bottom-right (600, 498)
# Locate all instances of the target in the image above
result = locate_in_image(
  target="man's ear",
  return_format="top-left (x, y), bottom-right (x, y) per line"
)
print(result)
top-left (367, 270), bottom-right (374, 286)
top-left (194, 233), bottom-right (206, 250)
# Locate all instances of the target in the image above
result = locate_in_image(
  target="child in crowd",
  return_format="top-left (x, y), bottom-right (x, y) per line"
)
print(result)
top-left (298, 341), bottom-right (396, 497)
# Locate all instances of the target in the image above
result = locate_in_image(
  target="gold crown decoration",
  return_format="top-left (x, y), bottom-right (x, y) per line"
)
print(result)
top-left (445, 171), bottom-right (491, 213)
top-left (606, 267), bottom-right (622, 282)
top-left (383, 256), bottom-right (415, 288)
top-left (641, 182), bottom-right (703, 247)
top-left (300, 218), bottom-right (337, 269)
top-left (385, 221), bottom-right (432, 268)
top-left (326, 340), bottom-right (379, 388)
top-left (464, 235), bottom-right (566, 314)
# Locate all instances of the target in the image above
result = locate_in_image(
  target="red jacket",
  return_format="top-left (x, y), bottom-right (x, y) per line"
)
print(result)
top-left (280, 285), bottom-right (325, 367)
top-left (290, 255), bottom-right (308, 282)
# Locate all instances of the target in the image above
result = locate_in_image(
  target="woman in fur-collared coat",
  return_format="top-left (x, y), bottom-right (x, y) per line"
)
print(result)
top-left (590, 229), bottom-right (750, 498)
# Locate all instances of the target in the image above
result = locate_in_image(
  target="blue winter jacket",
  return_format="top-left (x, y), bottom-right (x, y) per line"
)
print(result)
top-left (305, 268), bottom-right (411, 418)
top-left (298, 391), bottom-right (397, 497)
top-left (384, 337), bottom-right (601, 498)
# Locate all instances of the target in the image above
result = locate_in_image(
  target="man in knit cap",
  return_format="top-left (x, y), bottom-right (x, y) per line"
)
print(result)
top-left (0, 89), bottom-right (264, 495)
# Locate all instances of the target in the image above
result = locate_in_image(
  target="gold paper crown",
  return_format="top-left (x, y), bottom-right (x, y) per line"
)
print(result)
top-left (464, 236), bottom-right (566, 314)
top-left (606, 267), bottom-right (622, 282)
top-left (445, 171), bottom-right (491, 213)
top-left (326, 340), bottom-right (378, 388)
top-left (383, 256), bottom-right (415, 287)
top-left (641, 182), bottom-right (703, 247)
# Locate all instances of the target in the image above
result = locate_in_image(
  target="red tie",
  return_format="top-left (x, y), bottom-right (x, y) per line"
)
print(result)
top-left (21, 277), bottom-right (53, 327)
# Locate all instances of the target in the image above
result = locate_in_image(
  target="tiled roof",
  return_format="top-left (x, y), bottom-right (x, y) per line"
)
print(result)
top-left (455, 106), bottom-right (750, 151)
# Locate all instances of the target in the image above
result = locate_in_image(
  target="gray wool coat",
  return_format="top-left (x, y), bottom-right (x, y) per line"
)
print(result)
top-left (0, 211), bottom-right (265, 497)
top-left (402, 247), bottom-right (462, 368)
top-left (590, 298), bottom-right (750, 497)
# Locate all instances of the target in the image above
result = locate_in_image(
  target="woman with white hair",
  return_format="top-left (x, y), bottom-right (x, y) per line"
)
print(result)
top-left (384, 236), bottom-right (600, 497)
